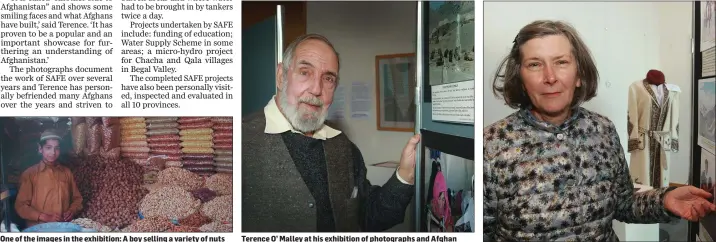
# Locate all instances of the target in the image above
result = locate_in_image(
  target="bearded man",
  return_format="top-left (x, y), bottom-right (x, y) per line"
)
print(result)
top-left (242, 34), bottom-right (419, 232)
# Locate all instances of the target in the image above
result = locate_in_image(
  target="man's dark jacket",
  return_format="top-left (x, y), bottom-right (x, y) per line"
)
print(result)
top-left (241, 111), bottom-right (414, 232)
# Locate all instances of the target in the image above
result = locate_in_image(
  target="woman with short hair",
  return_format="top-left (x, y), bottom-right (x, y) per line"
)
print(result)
top-left (483, 20), bottom-right (715, 241)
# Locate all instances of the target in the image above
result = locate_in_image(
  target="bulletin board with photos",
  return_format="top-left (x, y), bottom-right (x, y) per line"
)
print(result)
top-left (0, 117), bottom-right (233, 233)
top-left (690, 2), bottom-right (716, 241)
top-left (422, 1), bottom-right (476, 126)
top-left (413, 1), bottom-right (476, 233)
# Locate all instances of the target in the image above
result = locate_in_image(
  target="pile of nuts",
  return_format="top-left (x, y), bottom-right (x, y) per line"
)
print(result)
top-left (71, 218), bottom-right (112, 232)
top-left (70, 157), bottom-right (148, 229)
top-left (201, 195), bottom-right (232, 222)
top-left (165, 161), bottom-right (183, 168)
top-left (205, 174), bottom-right (232, 195)
top-left (167, 226), bottom-right (201, 232)
top-left (122, 217), bottom-right (173, 232)
top-left (199, 221), bottom-right (232, 232)
top-left (157, 168), bottom-right (203, 191)
top-left (140, 186), bottom-right (201, 220)
top-left (191, 188), bottom-right (217, 203)
top-left (179, 212), bottom-right (212, 227)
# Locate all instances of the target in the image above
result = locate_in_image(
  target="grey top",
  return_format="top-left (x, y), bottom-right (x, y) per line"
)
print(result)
top-left (483, 107), bottom-right (677, 241)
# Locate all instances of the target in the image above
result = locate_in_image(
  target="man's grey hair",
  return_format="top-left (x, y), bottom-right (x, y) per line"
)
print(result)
top-left (280, 33), bottom-right (341, 84)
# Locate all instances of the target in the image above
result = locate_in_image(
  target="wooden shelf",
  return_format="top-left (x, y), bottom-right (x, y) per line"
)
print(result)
top-left (371, 161), bottom-right (399, 169)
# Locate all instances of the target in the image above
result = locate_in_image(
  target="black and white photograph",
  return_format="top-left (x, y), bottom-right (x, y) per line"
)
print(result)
top-left (701, 1), bottom-right (715, 51)
top-left (700, 149), bottom-right (716, 204)
top-left (698, 78), bottom-right (716, 154)
top-left (427, 1), bottom-right (475, 85)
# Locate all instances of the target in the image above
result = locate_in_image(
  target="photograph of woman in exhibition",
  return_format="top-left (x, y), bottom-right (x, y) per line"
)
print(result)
top-left (483, 2), bottom-right (716, 241)
top-left (424, 149), bottom-right (473, 233)
top-left (0, 117), bottom-right (232, 233)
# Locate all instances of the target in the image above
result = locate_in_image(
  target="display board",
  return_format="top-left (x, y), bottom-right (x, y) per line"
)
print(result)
top-left (419, 1), bottom-right (475, 139)
top-left (425, 1), bottom-right (475, 125)
top-left (413, 1), bottom-right (475, 232)
top-left (690, 2), bottom-right (716, 241)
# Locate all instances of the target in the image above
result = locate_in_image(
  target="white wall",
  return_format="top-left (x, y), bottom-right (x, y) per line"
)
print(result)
top-left (657, 2), bottom-right (694, 184)
top-left (307, 1), bottom-right (417, 186)
top-left (306, 1), bottom-right (417, 231)
top-left (484, 2), bottom-right (693, 183)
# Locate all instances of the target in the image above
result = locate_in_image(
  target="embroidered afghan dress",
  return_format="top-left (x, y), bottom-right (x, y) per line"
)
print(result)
top-left (627, 80), bottom-right (680, 188)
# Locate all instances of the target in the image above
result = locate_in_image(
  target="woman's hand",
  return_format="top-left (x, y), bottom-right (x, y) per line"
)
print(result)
top-left (664, 186), bottom-right (716, 221)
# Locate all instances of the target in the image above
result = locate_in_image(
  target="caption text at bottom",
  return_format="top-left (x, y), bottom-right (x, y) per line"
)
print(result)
top-left (241, 235), bottom-right (458, 242)
top-left (0, 235), bottom-right (226, 242)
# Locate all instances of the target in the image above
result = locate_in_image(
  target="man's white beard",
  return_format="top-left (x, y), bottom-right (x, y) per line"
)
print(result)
top-left (279, 83), bottom-right (327, 133)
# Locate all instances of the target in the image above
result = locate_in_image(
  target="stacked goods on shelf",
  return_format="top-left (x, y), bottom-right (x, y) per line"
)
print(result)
top-left (85, 118), bottom-right (103, 158)
top-left (211, 117), bottom-right (233, 174)
top-left (145, 117), bottom-right (182, 171)
top-left (100, 117), bottom-right (121, 161)
top-left (118, 118), bottom-right (151, 183)
top-left (70, 117), bottom-right (87, 158)
top-left (178, 117), bottom-right (215, 177)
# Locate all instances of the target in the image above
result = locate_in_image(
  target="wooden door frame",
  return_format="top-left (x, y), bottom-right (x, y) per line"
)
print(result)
top-left (242, 1), bottom-right (307, 51)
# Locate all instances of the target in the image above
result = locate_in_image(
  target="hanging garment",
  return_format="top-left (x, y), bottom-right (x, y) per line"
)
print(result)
top-left (426, 152), bottom-right (440, 204)
top-left (454, 190), bottom-right (463, 215)
top-left (627, 80), bottom-right (680, 188)
top-left (431, 171), bottom-right (452, 232)
top-left (455, 195), bottom-right (473, 232)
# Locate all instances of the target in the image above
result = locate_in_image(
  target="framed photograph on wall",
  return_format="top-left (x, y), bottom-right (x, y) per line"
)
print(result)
top-left (375, 53), bottom-right (416, 132)
top-left (427, 1), bottom-right (475, 86)
top-left (698, 78), bottom-right (716, 154)
top-left (700, 148), bottom-right (716, 204)
top-left (701, 47), bottom-right (715, 77)
top-left (700, 1), bottom-right (715, 51)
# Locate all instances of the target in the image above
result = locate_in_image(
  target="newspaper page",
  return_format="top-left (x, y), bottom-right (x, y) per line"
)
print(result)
top-left (0, 1), bottom-right (479, 242)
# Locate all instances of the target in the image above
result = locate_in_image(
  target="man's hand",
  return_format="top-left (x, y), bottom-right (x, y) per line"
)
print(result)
top-left (397, 134), bottom-right (421, 185)
top-left (62, 211), bottom-right (74, 222)
top-left (39, 213), bottom-right (61, 222)
top-left (664, 186), bottom-right (716, 221)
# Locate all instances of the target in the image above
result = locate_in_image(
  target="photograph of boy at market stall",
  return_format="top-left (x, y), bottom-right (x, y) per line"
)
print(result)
top-left (14, 129), bottom-right (83, 228)
top-left (0, 117), bottom-right (233, 232)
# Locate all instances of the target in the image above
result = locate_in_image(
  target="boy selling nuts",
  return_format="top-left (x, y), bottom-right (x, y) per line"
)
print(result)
top-left (15, 129), bottom-right (83, 227)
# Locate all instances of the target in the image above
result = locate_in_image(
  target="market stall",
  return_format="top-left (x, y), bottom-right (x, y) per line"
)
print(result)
top-left (0, 117), bottom-right (233, 232)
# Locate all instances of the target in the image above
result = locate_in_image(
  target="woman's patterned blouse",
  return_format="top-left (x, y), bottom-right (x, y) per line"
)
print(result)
top-left (483, 107), bottom-right (677, 241)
